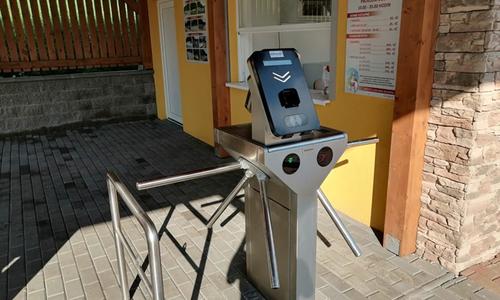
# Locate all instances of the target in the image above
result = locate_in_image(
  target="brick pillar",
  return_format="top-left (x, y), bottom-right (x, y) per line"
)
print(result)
top-left (417, 0), bottom-right (500, 274)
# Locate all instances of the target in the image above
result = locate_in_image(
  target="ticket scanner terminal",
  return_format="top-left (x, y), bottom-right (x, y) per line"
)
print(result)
top-left (245, 49), bottom-right (320, 144)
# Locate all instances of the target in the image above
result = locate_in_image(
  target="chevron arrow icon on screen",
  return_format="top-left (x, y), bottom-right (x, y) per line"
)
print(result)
top-left (272, 71), bottom-right (291, 83)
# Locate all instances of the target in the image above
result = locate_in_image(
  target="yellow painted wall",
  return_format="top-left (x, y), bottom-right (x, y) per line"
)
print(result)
top-left (227, 0), bottom-right (251, 125)
top-left (148, 0), bottom-right (167, 120)
top-left (149, 0), bottom-right (393, 230)
top-left (149, 0), bottom-right (214, 145)
top-left (226, 0), bottom-right (393, 230)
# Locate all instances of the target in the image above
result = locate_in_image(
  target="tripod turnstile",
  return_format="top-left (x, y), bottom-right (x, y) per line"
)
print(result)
top-left (108, 49), bottom-right (379, 300)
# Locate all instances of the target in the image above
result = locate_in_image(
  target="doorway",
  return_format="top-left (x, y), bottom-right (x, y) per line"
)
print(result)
top-left (158, 0), bottom-right (183, 124)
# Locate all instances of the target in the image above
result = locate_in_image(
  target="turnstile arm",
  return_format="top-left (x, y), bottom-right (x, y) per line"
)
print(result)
top-left (317, 189), bottom-right (362, 257)
top-left (347, 137), bottom-right (379, 149)
top-left (136, 162), bottom-right (242, 190)
top-left (258, 176), bottom-right (281, 289)
top-left (207, 170), bottom-right (254, 228)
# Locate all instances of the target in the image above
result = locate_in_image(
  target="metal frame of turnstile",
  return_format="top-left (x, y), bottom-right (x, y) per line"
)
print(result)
top-left (107, 137), bottom-right (379, 300)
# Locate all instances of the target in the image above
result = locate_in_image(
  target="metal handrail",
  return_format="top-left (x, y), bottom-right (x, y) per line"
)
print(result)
top-left (107, 172), bottom-right (164, 300)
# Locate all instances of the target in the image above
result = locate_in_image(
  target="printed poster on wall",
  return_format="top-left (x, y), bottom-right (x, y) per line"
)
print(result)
top-left (345, 0), bottom-right (403, 99)
top-left (183, 0), bottom-right (208, 63)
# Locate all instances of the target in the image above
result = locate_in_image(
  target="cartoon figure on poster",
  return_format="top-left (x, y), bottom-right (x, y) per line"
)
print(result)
top-left (184, 0), bottom-right (208, 63)
top-left (346, 68), bottom-right (360, 93)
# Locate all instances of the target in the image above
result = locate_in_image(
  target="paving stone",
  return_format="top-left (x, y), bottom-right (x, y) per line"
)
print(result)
top-left (177, 281), bottom-right (195, 299)
top-left (319, 285), bottom-right (349, 299)
top-left (388, 256), bottom-right (421, 276)
top-left (473, 288), bottom-right (500, 300)
top-left (45, 276), bottom-right (64, 297)
top-left (43, 262), bottom-right (61, 280)
top-left (26, 272), bottom-right (44, 294)
top-left (93, 256), bottom-right (112, 273)
top-left (344, 287), bottom-right (369, 300)
top-left (64, 279), bottom-right (84, 300)
top-left (343, 275), bottom-right (379, 297)
top-left (103, 285), bottom-right (122, 300)
top-left (446, 279), bottom-right (483, 298)
top-left (411, 259), bottom-right (447, 277)
top-left (163, 278), bottom-right (182, 299)
top-left (82, 282), bottom-right (105, 299)
top-left (366, 277), bottom-right (402, 299)
top-left (46, 293), bottom-right (66, 300)
top-left (200, 282), bottom-right (225, 299)
top-left (367, 291), bottom-right (391, 300)
top-left (321, 272), bottom-right (352, 293)
top-left (208, 271), bottom-right (234, 291)
top-left (26, 289), bottom-right (45, 300)
top-left (168, 267), bottom-right (191, 286)
top-left (97, 269), bottom-right (118, 289)
top-left (61, 264), bottom-right (79, 282)
top-left (79, 268), bottom-right (99, 286)
top-left (432, 286), bottom-right (465, 300)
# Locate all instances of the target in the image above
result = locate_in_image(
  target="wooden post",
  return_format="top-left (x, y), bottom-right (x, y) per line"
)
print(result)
top-left (207, 0), bottom-right (231, 157)
top-left (383, 0), bottom-right (441, 256)
top-left (140, 0), bottom-right (152, 69)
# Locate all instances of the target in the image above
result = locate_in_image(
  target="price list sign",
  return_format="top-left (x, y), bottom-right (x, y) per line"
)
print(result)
top-left (344, 0), bottom-right (403, 99)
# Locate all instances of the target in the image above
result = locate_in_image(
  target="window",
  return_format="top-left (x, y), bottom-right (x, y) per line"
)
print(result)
top-left (299, 0), bottom-right (332, 19)
top-left (234, 0), bottom-right (337, 99)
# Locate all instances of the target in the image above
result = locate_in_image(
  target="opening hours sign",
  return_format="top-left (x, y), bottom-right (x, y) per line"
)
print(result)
top-left (345, 0), bottom-right (403, 99)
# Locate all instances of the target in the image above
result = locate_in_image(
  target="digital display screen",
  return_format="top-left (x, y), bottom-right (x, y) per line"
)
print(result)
top-left (263, 60), bottom-right (292, 66)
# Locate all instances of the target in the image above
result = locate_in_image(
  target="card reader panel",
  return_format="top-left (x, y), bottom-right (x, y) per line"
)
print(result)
top-left (248, 49), bottom-right (320, 137)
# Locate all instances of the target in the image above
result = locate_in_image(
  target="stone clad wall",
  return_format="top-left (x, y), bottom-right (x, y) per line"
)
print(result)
top-left (0, 70), bottom-right (156, 134)
top-left (417, 0), bottom-right (500, 273)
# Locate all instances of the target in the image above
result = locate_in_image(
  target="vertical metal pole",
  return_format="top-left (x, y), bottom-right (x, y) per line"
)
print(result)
top-left (207, 171), bottom-right (254, 228)
top-left (317, 189), bottom-right (362, 257)
top-left (258, 177), bottom-right (280, 289)
top-left (145, 228), bottom-right (164, 300)
top-left (107, 178), bottom-right (130, 300)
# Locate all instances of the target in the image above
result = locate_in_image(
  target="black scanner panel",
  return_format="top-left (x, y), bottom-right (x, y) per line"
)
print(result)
top-left (248, 49), bottom-right (321, 137)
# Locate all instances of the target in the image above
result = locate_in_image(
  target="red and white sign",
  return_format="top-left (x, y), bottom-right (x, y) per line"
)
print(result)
top-left (345, 0), bottom-right (403, 99)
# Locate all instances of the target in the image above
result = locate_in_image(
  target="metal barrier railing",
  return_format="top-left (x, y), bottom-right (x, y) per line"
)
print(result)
top-left (107, 172), bottom-right (164, 300)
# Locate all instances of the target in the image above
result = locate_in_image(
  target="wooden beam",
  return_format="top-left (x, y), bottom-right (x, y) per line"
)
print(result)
top-left (139, 0), bottom-right (152, 69)
top-left (207, 0), bottom-right (231, 157)
top-left (383, 0), bottom-right (441, 256)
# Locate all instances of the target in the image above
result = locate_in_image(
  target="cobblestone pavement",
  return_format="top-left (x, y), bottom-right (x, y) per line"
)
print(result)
top-left (0, 120), bottom-right (499, 300)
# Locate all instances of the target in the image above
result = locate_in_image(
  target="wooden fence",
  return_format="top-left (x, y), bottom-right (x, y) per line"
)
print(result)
top-left (0, 0), bottom-right (152, 73)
